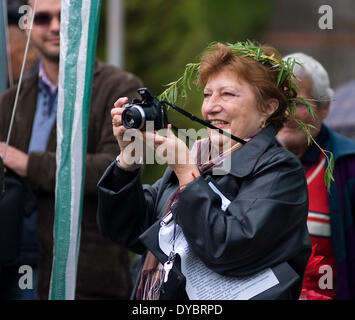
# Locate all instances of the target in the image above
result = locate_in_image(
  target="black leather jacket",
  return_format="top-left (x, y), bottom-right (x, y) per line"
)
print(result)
top-left (97, 125), bottom-right (311, 300)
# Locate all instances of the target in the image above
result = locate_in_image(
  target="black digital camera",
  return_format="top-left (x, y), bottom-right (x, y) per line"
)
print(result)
top-left (121, 88), bottom-right (168, 131)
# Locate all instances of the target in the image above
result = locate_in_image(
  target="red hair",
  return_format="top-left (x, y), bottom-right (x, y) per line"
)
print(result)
top-left (199, 43), bottom-right (289, 131)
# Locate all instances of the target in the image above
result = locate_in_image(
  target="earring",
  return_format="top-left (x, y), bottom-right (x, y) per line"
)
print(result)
top-left (260, 119), bottom-right (266, 129)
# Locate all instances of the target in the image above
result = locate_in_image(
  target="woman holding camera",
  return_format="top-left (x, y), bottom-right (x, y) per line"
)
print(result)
top-left (97, 42), bottom-right (311, 300)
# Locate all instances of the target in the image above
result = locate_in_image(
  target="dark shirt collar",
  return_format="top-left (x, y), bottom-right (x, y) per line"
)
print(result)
top-left (300, 124), bottom-right (329, 170)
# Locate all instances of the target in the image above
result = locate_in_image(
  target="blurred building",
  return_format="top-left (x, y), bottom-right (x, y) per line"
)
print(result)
top-left (264, 0), bottom-right (355, 138)
top-left (264, 0), bottom-right (355, 88)
top-left (324, 79), bottom-right (355, 139)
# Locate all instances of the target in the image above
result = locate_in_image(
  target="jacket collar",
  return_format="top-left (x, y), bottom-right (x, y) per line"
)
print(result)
top-left (324, 124), bottom-right (355, 161)
top-left (139, 125), bottom-right (278, 262)
top-left (209, 124), bottom-right (277, 178)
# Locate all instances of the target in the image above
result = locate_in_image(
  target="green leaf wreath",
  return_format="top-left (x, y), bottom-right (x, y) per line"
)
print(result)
top-left (159, 40), bottom-right (334, 191)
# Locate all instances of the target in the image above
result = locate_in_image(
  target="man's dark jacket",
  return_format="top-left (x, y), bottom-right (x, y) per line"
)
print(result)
top-left (0, 61), bottom-right (143, 299)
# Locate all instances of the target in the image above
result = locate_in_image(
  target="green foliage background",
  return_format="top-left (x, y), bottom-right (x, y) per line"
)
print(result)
top-left (98, 0), bottom-right (271, 184)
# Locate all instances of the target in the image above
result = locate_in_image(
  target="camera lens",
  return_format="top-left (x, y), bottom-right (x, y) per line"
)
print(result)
top-left (122, 105), bottom-right (146, 129)
top-left (124, 110), bottom-right (135, 126)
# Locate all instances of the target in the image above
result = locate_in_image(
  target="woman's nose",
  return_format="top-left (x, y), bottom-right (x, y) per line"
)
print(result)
top-left (203, 95), bottom-right (222, 114)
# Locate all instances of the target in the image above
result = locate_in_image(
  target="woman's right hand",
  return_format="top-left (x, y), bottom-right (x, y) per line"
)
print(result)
top-left (111, 97), bottom-right (141, 170)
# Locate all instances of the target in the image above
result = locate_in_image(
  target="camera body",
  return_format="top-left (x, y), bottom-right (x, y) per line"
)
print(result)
top-left (121, 88), bottom-right (168, 131)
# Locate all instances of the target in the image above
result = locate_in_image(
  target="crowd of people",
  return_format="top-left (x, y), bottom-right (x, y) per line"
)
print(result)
top-left (0, 0), bottom-right (354, 300)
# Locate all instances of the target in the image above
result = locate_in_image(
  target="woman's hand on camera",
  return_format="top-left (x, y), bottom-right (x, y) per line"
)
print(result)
top-left (111, 97), bottom-right (141, 170)
top-left (143, 124), bottom-right (200, 186)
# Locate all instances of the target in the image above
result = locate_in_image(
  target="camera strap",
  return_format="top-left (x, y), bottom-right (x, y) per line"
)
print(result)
top-left (162, 101), bottom-right (247, 145)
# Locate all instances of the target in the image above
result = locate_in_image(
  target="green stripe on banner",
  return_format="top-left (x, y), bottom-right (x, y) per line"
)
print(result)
top-left (51, 0), bottom-right (82, 299)
top-left (50, 0), bottom-right (102, 300)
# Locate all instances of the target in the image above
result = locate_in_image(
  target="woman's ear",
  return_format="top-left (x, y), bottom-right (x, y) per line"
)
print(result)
top-left (264, 98), bottom-right (279, 117)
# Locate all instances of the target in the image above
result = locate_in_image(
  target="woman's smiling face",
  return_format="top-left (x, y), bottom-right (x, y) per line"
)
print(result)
top-left (201, 68), bottom-right (267, 148)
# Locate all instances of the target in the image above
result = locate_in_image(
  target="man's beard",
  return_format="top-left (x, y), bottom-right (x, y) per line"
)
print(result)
top-left (33, 38), bottom-right (60, 63)
top-left (42, 51), bottom-right (60, 63)
top-left (37, 45), bottom-right (60, 62)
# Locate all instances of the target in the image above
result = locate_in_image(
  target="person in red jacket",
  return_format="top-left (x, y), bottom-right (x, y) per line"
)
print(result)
top-left (278, 52), bottom-right (355, 300)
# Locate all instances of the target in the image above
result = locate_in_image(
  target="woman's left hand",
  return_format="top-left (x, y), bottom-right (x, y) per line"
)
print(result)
top-left (143, 124), bottom-right (199, 185)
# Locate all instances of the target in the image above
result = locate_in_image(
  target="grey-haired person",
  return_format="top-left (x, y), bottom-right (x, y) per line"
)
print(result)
top-left (277, 52), bottom-right (355, 300)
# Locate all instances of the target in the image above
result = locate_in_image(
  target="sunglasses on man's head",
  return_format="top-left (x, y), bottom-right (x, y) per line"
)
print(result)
top-left (33, 12), bottom-right (61, 26)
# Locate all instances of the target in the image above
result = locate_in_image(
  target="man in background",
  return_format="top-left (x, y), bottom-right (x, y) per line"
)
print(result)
top-left (0, 0), bottom-right (142, 299)
top-left (277, 53), bottom-right (355, 300)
